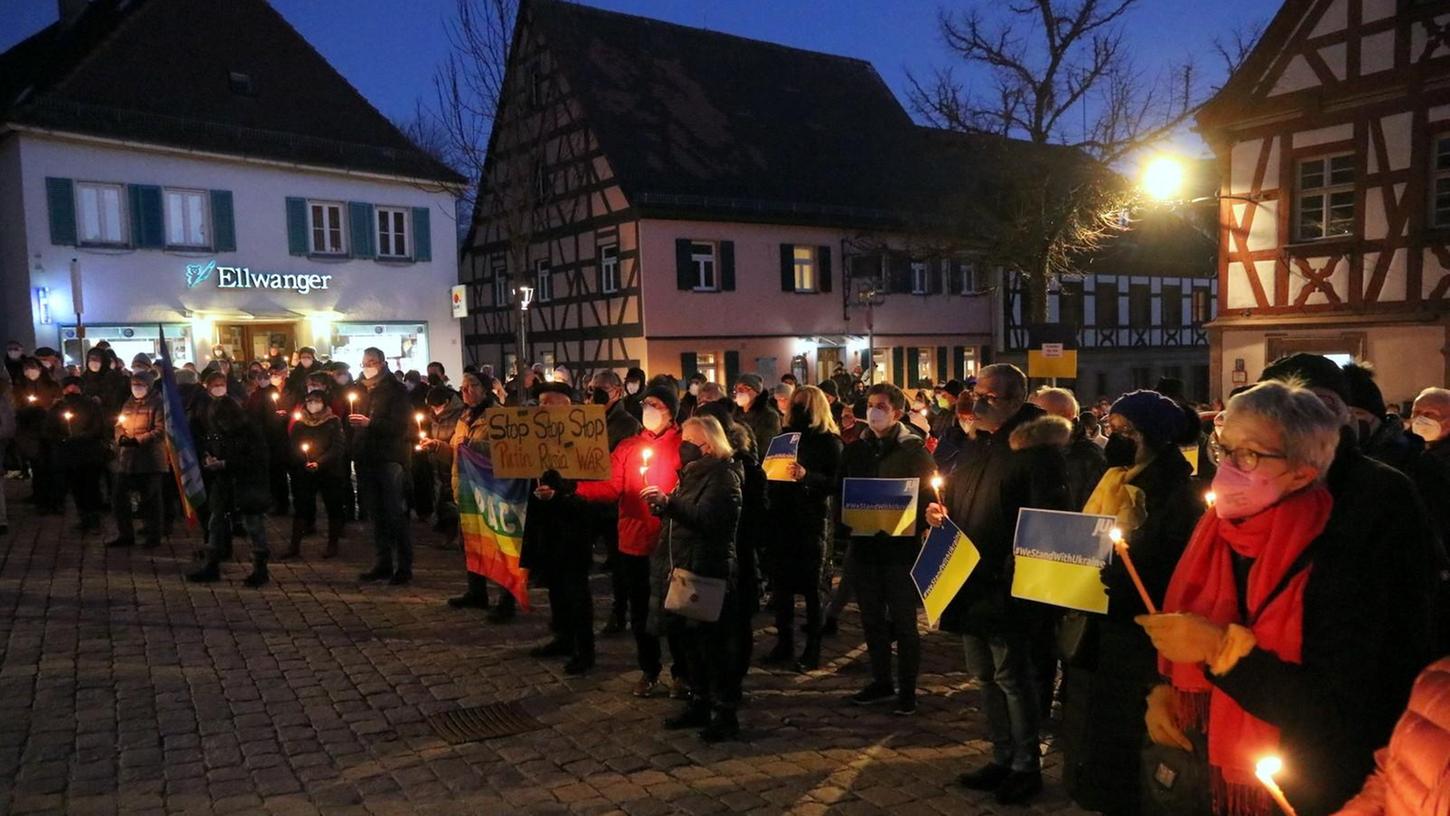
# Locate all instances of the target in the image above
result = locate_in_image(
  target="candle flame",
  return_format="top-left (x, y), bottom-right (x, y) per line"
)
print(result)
top-left (419, 430), bottom-right (427, 440)
top-left (1205, 491), bottom-right (1216, 506)
top-left (930, 475), bottom-right (943, 491)
top-left (642, 448), bottom-right (653, 462)
top-left (27, 395), bottom-right (37, 402)
top-left (292, 411), bottom-right (302, 421)
top-left (300, 443), bottom-right (310, 452)
top-left (348, 393), bottom-right (357, 403)
top-left (117, 414), bottom-right (126, 424)
top-left (64, 411), bottom-right (73, 420)
top-left (1110, 527), bottom-right (1123, 544)
top-left (271, 392), bottom-right (279, 402)
top-left (415, 412), bottom-right (424, 423)
top-left (1255, 756), bottom-right (1282, 782)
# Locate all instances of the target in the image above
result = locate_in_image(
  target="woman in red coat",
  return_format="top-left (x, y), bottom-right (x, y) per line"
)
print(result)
top-left (1335, 657), bottom-right (1450, 816)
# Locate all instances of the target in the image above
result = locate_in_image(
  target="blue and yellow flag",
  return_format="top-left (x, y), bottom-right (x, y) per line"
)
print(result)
top-left (911, 516), bottom-right (981, 627)
top-left (841, 477), bottom-right (919, 537)
top-left (456, 443), bottom-right (531, 610)
top-left (156, 324), bottom-right (205, 525)
top-left (1011, 508), bottom-right (1116, 613)
top-left (762, 432), bottom-right (801, 481)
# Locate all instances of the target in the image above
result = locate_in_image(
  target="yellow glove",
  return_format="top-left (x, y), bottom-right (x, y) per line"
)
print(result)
top-left (1145, 684), bottom-right (1192, 752)
top-left (1135, 613), bottom-right (1227, 665)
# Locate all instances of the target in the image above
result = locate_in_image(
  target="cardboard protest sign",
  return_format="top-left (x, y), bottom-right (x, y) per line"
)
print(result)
top-left (762, 433), bottom-right (801, 481)
top-left (1010, 508), bottom-right (1116, 614)
top-left (484, 405), bottom-right (611, 480)
top-left (841, 477), bottom-right (919, 537)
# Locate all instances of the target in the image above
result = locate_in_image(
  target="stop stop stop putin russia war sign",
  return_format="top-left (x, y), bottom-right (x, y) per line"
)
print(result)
top-left (484, 405), bottom-right (612, 481)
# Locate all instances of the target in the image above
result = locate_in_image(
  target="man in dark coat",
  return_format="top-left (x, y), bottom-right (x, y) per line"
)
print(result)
top-left (285, 346), bottom-right (324, 401)
top-left (45, 376), bottom-right (108, 530)
top-left (1030, 386), bottom-right (1106, 510)
top-left (108, 370), bottom-right (166, 549)
top-left (81, 347), bottom-right (129, 416)
top-left (352, 347), bottom-right (415, 584)
top-left (187, 393), bottom-right (271, 586)
top-left (732, 373), bottom-right (781, 454)
top-left (589, 370), bottom-right (643, 634)
top-left (933, 364), bottom-right (1070, 805)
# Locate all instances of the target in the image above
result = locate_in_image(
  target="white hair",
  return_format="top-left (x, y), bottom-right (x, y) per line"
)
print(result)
top-left (1031, 386), bottom-right (1079, 420)
top-left (1415, 387), bottom-right (1450, 409)
top-left (1225, 380), bottom-right (1340, 476)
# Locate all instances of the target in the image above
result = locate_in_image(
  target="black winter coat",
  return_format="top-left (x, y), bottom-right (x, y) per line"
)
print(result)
top-left (1100, 445), bottom-right (1201, 623)
top-left (938, 403), bottom-right (1071, 636)
top-left (766, 427), bottom-right (842, 586)
top-left (289, 412), bottom-right (347, 475)
top-left (605, 400), bottom-right (642, 452)
top-left (520, 473), bottom-right (591, 580)
top-left (838, 422), bottom-right (936, 564)
top-left (202, 412), bottom-right (270, 514)
top-left (1064, 435), bottom-right (1107, 512)
top-left (43, 393), bottom-right (108, 468)
top-left (81, 367), bottom-right (129, 415)
top-left (649, 456), bottom-right (744, 634)
top-left (736, 393), bottom-right (781, 459)
top-left (351, 374), bottom-right (411, 466)
top-left (732, 445), bottom-right (769, 611)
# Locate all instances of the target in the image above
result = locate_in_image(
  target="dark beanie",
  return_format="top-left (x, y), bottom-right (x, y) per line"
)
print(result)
top-left (1260, 353), bottom-right (1350, 403)
top-left (644, 384), bottom-right (679, 419)
top-left (735, 373), bottom-right (764, 394)
top-left (1109, 390), bottom-right (1185, 449)
top-left (818, 379), bottom-right (839, 398)
top-left (696, 399), bottom-right (736, 430)
top-left (1341, 363), bottom-right (1386, 417)
top-left (305, 389), bottom-right (330, 404)
top-left (426, 386), bottom-right (455, 407)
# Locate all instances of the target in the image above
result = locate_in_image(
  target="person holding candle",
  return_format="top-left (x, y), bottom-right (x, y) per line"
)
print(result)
top-left (245, 367), bottom-right (294, 517)
top-left (286, 389), bottom-right (347, 560)
top-left (13, 356), bottom-right (60, 512)
top-left (187, 395), bottom-right (271, 586)
top-left (107, 371), bottom-right (166, 550)
top-left (1058, 390), bottom-right (1203, 815)
top-left (761, 385), bottom-right (842, 671)
top-left (350, 347), bottom-right (415, 586)
top-left (419, 386), bottom-right (467, 547)
top-left (1137, 379), bottom-right (1427, 815)
top-left (924, 364), bottom-right (1070, 804)
top-left (43, 376), bottom-right (107, 532)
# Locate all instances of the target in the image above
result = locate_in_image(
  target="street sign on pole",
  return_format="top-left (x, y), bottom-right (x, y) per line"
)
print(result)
top-left (1026, 324), bottom-right (1077, 380)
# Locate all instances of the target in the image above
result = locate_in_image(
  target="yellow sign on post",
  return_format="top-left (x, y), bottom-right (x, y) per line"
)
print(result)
top-left (1027, 345), bottom-right (1078, 379)
top-left (484, 405), bottom-right (612, 481)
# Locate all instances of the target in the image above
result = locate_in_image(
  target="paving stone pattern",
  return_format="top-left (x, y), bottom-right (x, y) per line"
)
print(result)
top-left (0, 478), bottom-right (1094, 815)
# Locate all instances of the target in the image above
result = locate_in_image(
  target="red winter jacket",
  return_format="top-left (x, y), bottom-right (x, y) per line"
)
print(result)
top-left (1336, 657), bottom-right (1450, 816)
top-left (575, 424), bottom-right (682, 557)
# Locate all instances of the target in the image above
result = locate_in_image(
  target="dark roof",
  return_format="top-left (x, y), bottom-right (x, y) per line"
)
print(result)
top-left (530, 0), bottom-right (932, 227)
top-left (0, 0), bottom-right (463, 184)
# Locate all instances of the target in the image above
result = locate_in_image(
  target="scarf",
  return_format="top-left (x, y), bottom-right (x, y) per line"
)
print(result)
top-left (1081, 463), bottom-right (1148, 531)
top-left (1160, 485), bottom-right (1332, 814)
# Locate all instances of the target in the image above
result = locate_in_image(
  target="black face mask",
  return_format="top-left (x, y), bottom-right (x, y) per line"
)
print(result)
top-left (1356, 420), bottom-right (1373, 444)
top-left (677, 441), bottom-right (703, 466)
top-left (789, 404), bottom-right (809, 428)
top-left (1103, 433), bottom-right (1138, 468)
top-left (590, 388), bottom-right (610, 406)
top-left (428, 374), bottom-right (442, 386)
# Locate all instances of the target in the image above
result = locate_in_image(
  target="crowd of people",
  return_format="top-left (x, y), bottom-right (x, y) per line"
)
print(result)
top-left (2, 339), bottom-right (1448, 814)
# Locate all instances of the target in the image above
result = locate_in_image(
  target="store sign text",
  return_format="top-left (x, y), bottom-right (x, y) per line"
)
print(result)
top-left (185, 260), bottom-right (332, 295)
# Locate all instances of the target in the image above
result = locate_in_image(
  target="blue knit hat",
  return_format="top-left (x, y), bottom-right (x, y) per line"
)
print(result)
top-left (1109, 390), bottom-right (1184, 449)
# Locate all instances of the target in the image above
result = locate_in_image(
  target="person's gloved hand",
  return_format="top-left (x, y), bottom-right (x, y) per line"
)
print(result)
top-left (1135, 613), bottom-right (1227, 664)
top-left (1145, 684), bottom-right (1192, 752)
top-left (117, 435), bottom-right (137, 448)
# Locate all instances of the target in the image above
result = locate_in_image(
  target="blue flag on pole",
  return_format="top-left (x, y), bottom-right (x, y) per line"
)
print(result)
top-left (157, 324), bottom-right (206, 524)
top-left (911, 516), bottom-right (981, 627)
top-left (1010, 508), bottom-right (1116, 613)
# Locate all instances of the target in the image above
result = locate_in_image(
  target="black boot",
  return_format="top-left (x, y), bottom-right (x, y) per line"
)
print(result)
top-left (486, 593), bottom-right (516, 624)
top-left (530, 639), bottom-right (572, 658)
top-left (699, 707), bottom-right (739, 743)
top-left (186, 560), bottom-right (221, 583)
top-left (447, 572), bottom-right (490, 609)
top-left (797, 635), bottom-right (822, 671)
top-left (761, 638), bottom-right (793, 666)
top-left (243, 554), bottom-right (269, 588)
top-left (279, 520), bottom-right (303, 561)
top-left (663, 702), bottom-right (710, 730)
top-left (323, 525), bottom-right (340, 559)
top-left (358, 563), bottom-right (393, 582)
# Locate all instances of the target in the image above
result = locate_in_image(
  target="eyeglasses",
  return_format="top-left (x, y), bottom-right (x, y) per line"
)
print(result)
top-left (971, 391), bottom-right (1000, 402)
top-left (1207, 438), bottom-right (1288, 472)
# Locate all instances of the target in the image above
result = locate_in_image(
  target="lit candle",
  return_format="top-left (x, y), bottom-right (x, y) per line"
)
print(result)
top-left (639, 448), bottom-right (653, 481)
top-left (300, 442), bottom-right (311, 463)
top-left (418, 430), bottom-right (427, 441)
top-left (292, 410), bottom-right (302, 421)
top-left (116, 414), bottom-right (127, 426)
top-left (1255, 757), bottom-right (1297, 816)
top-left (26, 395), bottom-right (37, 404)
top-left (271, 392), bottom-right (280, 403)
top-left (347, 392), bottom-right (358, 412)
top-left (1204, 491), bottom-right (1216, 508)
top-left (930, 473), bottom-right (944, 504)
top-left (1111, 527), bottom-right (1158, 614)
top-left (63, 410), bottom-right (74, 435)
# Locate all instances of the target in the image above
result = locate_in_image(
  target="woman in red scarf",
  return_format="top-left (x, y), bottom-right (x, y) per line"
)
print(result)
top-left (1138, 380), bottom-right (1392, 816)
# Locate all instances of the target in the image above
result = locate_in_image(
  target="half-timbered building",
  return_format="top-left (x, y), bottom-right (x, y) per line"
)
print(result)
top-left (1199, 0), bottom-right (1450, 403)
top-left (460, 0), bottom-right (995, 387)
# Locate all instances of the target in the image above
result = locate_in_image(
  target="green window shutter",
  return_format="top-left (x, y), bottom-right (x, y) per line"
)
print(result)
top-left (680, 352), bottom-right (698, 380)
top-left (936, 347), bottom-right (948, 383)
top-left (891, 347), bottom-right (905, 387)
top-left (412, 206), bottom-right (432, 262)
top-left (818, 246), bottom-right (832, 292)
top-left (675, 239), bottom-right (693, 290)
top-left (45, 178), bottom-right (76, 245)
top-left (908, 348), bottom-right (922, 386)
top-left (953, 346), bottom-right (966, 380)
top-left (285, 197), bottom-right (308, 255)
top-left (348, 202), bottom-right (374, 259)
top-left (779, 244), bottom-right (794, 291)
top-left (720, 241), bottom-right (735, 291)
top-left (724, 350), bottom-right (740, 385)
top-left (128, 185), bottom-right (163, 248)
top-left (209, 190), bottom-right (235, 252)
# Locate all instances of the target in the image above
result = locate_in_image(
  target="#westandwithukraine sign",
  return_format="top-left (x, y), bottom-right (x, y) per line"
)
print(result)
top-left (841, 477), bottom-right (919, 537)
top-left (762, 432), bottom-right (801, 481)
top-left (912, 516), bottom-right (981, 628)
top-left (1010, 508), bottom-right (1116, 614)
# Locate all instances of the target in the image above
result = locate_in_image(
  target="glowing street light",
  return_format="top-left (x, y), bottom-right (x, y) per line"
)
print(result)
top-left (1143, 155), bottom-right (1186, 202)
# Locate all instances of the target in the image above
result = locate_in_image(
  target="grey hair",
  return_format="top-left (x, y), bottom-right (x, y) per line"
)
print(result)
top-left (461, 372), bottom-right (484, 391)
top-left (979, 363), bottom-right (1027, 402)
top-left (699, 382), bottom-right (726, 403)
top-left (592, 370), bottom-right (622, 388)
top-left (1415, 387), bottom-right (1450, 409)
top-left (1225, 380), bottom-right (1340, 477)
top-left (1031, 386), bottom-right (1079, 419)
top-left (772, 383), bottom-right (794, 399)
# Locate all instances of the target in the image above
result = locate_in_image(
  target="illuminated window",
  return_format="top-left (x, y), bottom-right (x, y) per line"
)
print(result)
top-left (793, 246), bottom-right (816, 292)
top-left (600, 243), bottom-right (620, 293)
top-left (308, 201), bottom-right (345, 254)
top-left (163, 188), bottom-right (208, 248)
top-left (1295, 154), bottom-right (1355, 240)
top-left (696, 352), bottom-right (719, 383)
top-left (376, 206), bottom-right (409, 258)
top-left (535, 259), bottom-right (552, 302)
top-left (76, 182), bottom-right (126, 245)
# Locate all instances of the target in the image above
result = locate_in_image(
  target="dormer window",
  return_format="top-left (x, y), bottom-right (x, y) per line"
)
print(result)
top-left (228, 71), bottom-right (256, 97)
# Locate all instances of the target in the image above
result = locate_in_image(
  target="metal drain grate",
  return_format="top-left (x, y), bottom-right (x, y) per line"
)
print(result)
top-left (426, 702), bottom-right (544, 743)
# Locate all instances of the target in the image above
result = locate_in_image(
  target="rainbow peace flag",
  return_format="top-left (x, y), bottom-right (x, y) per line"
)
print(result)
top-left (456, 442), bottom-right (531, 610)
top-left (762, 432), bottom-right (801, 481)
top-left (156, 324), bottom-right (205, 525)
top-left (1010, 508), bottom-right (1116, 613)
top-left (911, 516), bottom-right (981, 627)
top-left (841, 477), bottom-right (919, 537)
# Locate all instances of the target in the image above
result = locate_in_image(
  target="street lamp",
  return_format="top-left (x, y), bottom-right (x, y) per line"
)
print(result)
top-left (515, 284), bottom-right (535, 371)
top-left (1140, 154), bottom-right (1266, 205)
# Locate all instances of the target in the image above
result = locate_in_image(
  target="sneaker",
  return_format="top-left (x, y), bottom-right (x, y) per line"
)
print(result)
top-left (848, 682), bottom-right (895, 706)
top-left (893, 694), bottom-right (917, 716)
top-left (631, 676), bottom-right (660, 698)
top-left (669, 677), bottom-right (692, 700)
top-left (994, 770), bottom-right (1043, 805)
top-left (957, 762), bottom-right (1012, 791)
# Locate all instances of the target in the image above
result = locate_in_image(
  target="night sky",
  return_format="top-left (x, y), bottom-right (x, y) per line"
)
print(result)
top-left (3, 0), bottom-right (1274, 157)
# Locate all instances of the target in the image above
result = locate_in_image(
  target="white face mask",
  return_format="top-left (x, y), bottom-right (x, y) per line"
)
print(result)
top-left (299, 357), bottom-right (314, 367)
top-left (270, 377), bottom-right (284, 388)
top-left (1412, 415), bottom-right (1444, 443)
top-left (642, 405), bottom-right (666, 433)
top-left (6, 349), bottom-right (20, 360)
top-left (87, 361), bottom-right (101, 372)
top-left (24, 369), bottom-right (40, 381)
top-left (734, 391), bottom-right (753, 409)
top-left (131, 385), bottom-right (148, 399)
top-left (689, 383), bottom-right (700, 397)
top-left (306, 401), bottom-right (324, 414)
top-left (626, 381), bottom-right (641, 395)
top-left (362, 365), bottom-right (381, 380)
top-left (209, 386), bottom-right (228, 398)
top-left (867, 407), bottom-right (894, 433)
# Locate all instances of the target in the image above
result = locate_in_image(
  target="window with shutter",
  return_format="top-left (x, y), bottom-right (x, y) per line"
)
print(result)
top-left (792, 246), bottom-right (816, 292)
top-left (376, 206), bottom-right (409, 258)
top-left (76, 181), bottom-right (127, 245)
top-left (164, 188), bottom-right (209, 248)
top-left (691, 242), bottom-right (717, 290)
top-left (308, 201), bottom-right (345, 254)
top-left (46, 178), bottom-right (77, 246)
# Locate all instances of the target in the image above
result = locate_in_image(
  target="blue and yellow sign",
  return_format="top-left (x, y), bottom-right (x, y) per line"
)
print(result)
top-left (912, 516), bottom-right (981, 627)
top-left (763, 432), bottom-right (801, 481)
top-left (1011, 508), bottom-right (1115, 613)
top-left (841, 477), bottom-right (919, 537)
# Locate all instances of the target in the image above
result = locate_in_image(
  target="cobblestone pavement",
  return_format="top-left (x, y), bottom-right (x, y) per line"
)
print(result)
top-left (0, 478), bottom-right (1094, 815)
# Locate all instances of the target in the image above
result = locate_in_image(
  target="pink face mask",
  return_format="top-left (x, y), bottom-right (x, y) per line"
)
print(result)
top-left (1211, 458), bottom-right (1289, 520)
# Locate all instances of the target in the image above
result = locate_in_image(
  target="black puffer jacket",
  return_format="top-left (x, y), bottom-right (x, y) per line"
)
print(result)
top-left (766, 426), bottom-right (843, 586)
top-left (1099, 444), bottom-right (1201, 623)
top-left (649, 455), bottom-right (744, 633)
top-left (938, 403), bottom-right (1071, 636)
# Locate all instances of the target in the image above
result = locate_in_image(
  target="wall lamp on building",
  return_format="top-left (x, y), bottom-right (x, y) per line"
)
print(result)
top-left (1142, 154), bottom-right (1267, 206)
top-left (35, 287), bottom-right (52, 324)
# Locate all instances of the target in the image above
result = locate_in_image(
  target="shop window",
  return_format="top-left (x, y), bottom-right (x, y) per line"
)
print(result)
top-left (793, 246), bottom-right (816, 292)
top-left (164, 188), bottom-right (209, 248)
top-left (77, 181), bottom-right (126, 245)
top-left (376, 206), bottom-right (409, 258)
top-left (600, 243), bottom-right (620, 293)
top-left (1295, 154), bottom-right (1355, 241)
top-left (535, 259), bottom-right (552, 302)
top-left (60, 324), bottom-right (192, 367)
top-left (331, 322), bottom-right (429, 375)
top-left (308, 201), bottom-right (345, 254)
